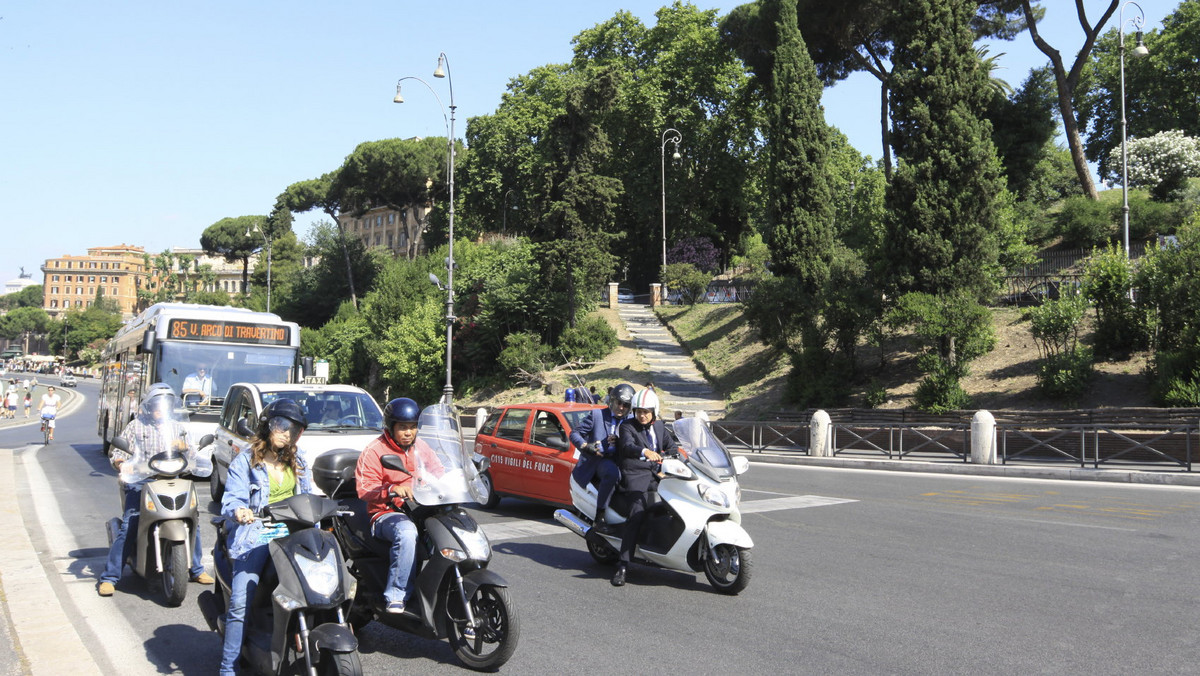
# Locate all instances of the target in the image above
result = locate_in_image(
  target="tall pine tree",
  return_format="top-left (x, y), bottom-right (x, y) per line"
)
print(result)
top-left (883, 0), bottom-right (1006, 300)
top-left (765, 0), bottom-right (834, 293)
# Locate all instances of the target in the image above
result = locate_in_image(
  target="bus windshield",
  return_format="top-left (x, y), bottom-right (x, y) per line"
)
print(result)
top-left (158, 342), bottom-right (294, 406)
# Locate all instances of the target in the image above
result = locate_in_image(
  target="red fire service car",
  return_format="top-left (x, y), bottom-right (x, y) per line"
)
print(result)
top-left (473, 402), bottom-right (603, 508)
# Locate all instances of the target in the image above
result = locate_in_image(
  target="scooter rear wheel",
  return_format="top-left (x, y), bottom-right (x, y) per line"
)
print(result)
top-left (450, 584), bottom-right (519, 671)
top-left (161, 542), bottom-right (189, 607)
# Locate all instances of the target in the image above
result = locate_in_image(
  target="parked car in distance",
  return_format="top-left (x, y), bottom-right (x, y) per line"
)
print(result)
top-left (472, 402), bottom-right (603, 509)
top-left (59, 373), bottom-right (77, 387)
top-left (617, 287), bottom-right (636, 304)
top-left (208, 382), bottom-right (384, 501)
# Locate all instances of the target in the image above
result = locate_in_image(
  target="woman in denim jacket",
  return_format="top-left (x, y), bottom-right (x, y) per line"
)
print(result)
top-left (217, 399), bottom-right (312, 676)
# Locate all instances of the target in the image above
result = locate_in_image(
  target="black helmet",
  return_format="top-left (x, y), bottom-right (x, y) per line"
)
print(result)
top-left (383, 397), bottom-right (420, 431)
top-left (610, 383), bottom-right (635, 413)
top-left (258, 398), bottom-right (308, 438)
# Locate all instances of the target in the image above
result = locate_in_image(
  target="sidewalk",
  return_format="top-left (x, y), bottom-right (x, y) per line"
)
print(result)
top-left (616, 304), bottom-right (725, 418)
top-left (0, 385), bottom-right (103, 676)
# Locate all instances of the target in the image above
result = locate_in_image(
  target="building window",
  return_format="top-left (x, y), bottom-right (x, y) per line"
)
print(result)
top-left (112, 286), bottom-right (117, 295)
top-left (374, 234), bottom-right (381, 246)
top-left (51, 275), bottom-right (59, 282)
top-left (387, 233), bottom-right (394, 247)
top-left (100, 276), bottom-right (107, 283)
top-left (51, 287), bottom-right (58, 294)
top-left (75, 300), bottom-right (82, 307)
top-left (89, 276), bottom-right (96, 283)
top-left (388, 213), bottom-right (395, 224)
top-left (376, 215), bottom-right (382, 226)
top-left (76, 287), bottom-right (82, 295)
top-left (90, 262), bottom-right (97, 268)
top-left (50, 300), bottom-right (58, 308)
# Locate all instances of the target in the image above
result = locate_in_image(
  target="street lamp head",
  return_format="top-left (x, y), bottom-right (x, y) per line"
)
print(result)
top-left (1132, 32), bottom-right (1150, 58)
top-left (393, 82), bottom-right (405, 104)
top-left (434, 54), bottom-right (447, 79)
top-left (672, 149), bottom-right (681, 161)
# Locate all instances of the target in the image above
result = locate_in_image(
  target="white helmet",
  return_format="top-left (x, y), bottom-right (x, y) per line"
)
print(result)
top-left (631, 388), bottom-right (659, 418)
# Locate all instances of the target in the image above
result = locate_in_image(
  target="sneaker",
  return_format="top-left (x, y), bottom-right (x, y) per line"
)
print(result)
top-left (593, 517), bottom-right (616, 536)
top-left (97, 582), bottom-right (115, 597)
top-left (190, 572), bottom-right (214, 585)
top-left (385, 601), bottom-right (405, 614)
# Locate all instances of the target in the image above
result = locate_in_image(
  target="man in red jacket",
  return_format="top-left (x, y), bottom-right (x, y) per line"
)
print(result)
top-left (355, 397), bottom-right (443, 615)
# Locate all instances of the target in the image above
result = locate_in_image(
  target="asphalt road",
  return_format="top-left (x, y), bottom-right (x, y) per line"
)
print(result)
top-left (6, 382), bottom-right (1200, 675)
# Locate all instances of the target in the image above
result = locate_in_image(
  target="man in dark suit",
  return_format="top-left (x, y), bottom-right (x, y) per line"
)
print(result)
top-left (568, 384), bottom-right (634, 534)
top-left (612, 387), bottom-right (678, 587)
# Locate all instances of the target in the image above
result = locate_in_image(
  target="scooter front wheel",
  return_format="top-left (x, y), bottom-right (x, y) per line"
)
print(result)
top-left (317, 649), bottom-right (363, 676)
top-left (161, 542), bottom-right (189, 607)
top-left (704, 544), bottom-right (753, 595)
top-left (450, 584), bottom-right (519, 671)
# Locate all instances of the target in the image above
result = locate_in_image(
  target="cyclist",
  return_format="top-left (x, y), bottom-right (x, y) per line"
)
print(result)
top-left (38, 386), bottom-right (61, 441)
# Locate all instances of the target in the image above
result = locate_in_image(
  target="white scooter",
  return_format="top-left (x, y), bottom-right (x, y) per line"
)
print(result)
top-left (553, 417), bottom-right (754, 594)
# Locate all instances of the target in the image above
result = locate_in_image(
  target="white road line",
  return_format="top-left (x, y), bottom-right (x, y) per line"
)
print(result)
top-left (482, 494), bottom-right (855, 542)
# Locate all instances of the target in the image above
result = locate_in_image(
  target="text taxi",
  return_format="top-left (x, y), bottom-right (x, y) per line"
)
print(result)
top-left (473, 402), bottom-right (603, 508)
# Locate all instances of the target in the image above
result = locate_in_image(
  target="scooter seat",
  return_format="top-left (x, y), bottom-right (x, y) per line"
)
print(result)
top-left (336, 498), bottom-right (393, 559)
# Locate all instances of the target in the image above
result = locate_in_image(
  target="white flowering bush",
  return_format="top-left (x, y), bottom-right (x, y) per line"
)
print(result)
top-left (1110, 130), bottom-right (1200, 201)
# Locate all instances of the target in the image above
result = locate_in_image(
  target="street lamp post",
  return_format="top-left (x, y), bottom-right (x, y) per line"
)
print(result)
top-left (1120, 0), bottom-right (1150, 259)
top-left (246, 221), bottom-right (272, 313)
top-left (396, 53), bottom-right (457, 405)
top-left (502, 189), bottom-right (515, 233)
top-left (660, 128), bottom-right (682, 285)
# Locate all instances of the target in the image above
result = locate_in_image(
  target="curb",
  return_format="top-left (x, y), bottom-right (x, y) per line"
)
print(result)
top-left (739, 451), bottom-right (1200, 487)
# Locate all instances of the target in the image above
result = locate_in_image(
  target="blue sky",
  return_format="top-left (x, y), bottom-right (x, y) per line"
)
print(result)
top-left (0, 1), bottom-right (1177, 286)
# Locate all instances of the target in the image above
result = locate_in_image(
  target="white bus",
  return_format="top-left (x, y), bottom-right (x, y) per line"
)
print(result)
top-left (97, 303), bottom-right (302, 453)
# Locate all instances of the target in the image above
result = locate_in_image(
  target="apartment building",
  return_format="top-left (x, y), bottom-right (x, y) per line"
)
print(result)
top-left (41, 244), bottom-right (148, 319)
top-left (337, 203), bottom-right (430, 259)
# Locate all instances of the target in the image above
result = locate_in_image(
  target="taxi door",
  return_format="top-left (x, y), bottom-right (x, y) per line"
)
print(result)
top-left (484, 407), bottom-right (532, 496)
top-left (525, 409), bottom-right (575, 503)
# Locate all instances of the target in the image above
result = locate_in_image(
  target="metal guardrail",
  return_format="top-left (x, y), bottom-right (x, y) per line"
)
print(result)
top-left (712, 418), bottom-right (1199, 472)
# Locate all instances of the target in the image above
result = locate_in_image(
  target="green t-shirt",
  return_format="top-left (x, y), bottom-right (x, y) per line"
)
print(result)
top-left (268, 466), bottom-right (296, 504)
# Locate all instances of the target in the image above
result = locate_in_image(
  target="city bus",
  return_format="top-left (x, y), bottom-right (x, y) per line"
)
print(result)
top-left (97, 303), bottom-right (302, 454)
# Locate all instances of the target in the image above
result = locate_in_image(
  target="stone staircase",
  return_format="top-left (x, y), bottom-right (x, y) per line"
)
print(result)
top-left (616, 304), bottom-right (726, 419)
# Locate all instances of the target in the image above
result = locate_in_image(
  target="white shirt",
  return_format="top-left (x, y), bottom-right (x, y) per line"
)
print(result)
top-left (182, 372), bottom-right (213, 396)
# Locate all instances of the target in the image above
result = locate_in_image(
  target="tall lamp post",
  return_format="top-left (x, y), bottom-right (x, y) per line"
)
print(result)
top-left (246, 221), bottom-right (272, 313)
top-left (1120, 0), bottom-right (1150, 259)
top-left (396, 52), bottom-right (457, 405)
top-left (502, 189), bottom-right (515, 233)
top-left (660, 128), bottom-right (682, 284)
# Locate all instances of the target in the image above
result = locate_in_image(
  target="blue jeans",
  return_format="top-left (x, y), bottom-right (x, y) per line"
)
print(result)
top-left (372, 512), bottom-right (419, 604)
top-left (101, 486), bottom-right (205, 584)
top-left (220, 542), bottom-right (270, 676)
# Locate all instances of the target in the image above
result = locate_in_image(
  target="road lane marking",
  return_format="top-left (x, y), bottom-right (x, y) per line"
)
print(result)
top-left (483, 494), bottom-right (856, 542)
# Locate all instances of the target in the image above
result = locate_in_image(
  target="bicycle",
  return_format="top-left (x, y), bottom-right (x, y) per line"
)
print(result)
top-left (41, 413), bottom-right (54, 444)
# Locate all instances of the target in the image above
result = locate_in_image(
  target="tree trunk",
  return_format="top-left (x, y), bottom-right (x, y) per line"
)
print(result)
top-left (1056, 79), bottom-right (1099, 199)
top-left (880, 80), bottom-right (893, 182)
top-left (326, 209), bottom-right (358, 309)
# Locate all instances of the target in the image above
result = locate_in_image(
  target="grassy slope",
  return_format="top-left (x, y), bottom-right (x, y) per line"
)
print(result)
top-left (460, 302), bottom-right (1153, 417)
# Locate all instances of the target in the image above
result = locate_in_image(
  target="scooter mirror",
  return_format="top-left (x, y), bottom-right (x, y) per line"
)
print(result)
top-left (380, 454), bottom-right (411, 475)
top-left (111, 436), bottom-right (131, 453)
top-left (198, 434), bottom-right (215, 448)
top-left (732, 456), bottom-right (750, 475)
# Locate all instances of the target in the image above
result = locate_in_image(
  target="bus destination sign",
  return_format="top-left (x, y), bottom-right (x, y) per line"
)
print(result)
top-left (167, 319), bottom-right (291, 346)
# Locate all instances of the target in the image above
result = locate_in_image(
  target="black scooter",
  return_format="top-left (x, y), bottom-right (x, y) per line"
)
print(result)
top-left (198, 493), bottom-right (362, 676)
top-left (313, 405), bottom-right (519, 671)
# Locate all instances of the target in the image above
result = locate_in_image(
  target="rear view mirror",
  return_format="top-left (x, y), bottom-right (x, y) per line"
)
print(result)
top-left (733, 456), bottom-right (750, 475)
top-left (236, 418), bottom-right (254, 438)
top-left (381, 454), bottom-right (411, 475)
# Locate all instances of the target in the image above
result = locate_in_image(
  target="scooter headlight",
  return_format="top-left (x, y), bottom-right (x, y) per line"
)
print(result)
top-left (451, 525), bottom-right (492, 562)
top-left (295, 548), bottom-right (340, 598)
top-left (149, 455), bottom-right (187, 475)
top-left (699, 484), bottom-right (731, 509)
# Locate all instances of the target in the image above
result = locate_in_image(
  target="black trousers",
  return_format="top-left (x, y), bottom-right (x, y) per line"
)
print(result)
top-left (615, 491), bottom-right (651, 564)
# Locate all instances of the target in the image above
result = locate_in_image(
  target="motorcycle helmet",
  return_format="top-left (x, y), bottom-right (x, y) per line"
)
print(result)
top-left (609, 383), bottom-right (635, 416)
top-left (630, 388), bottom-right (659, 418)
top-left (258, 398), bottom-right (308, 439)
top-left (139, 385), bottom-right (180, 422)
top-left (383, 397), bottom-right (421, 440)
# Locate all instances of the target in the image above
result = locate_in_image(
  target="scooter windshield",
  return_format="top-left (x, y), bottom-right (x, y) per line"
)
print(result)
top-left (673, 418), bottom-right (736, 482)
top-left (119, 396), bottom-right (212, 483)
top-left (410, 403), bottom-right (489, 506)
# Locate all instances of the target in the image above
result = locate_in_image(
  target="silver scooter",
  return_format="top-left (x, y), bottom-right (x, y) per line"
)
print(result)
top-left (105, 430), bottom-right (212, 607)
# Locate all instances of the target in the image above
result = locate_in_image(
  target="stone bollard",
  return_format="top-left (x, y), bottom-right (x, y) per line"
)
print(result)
top-left (475, 407), bottom-right (488, 433)
top-left (607, 282), bottom-right (619, 309)
top-left (650, 283), bottom-right (662, 307)
top-left (809, 409), bottom-right (832, 457)
top-left (971, 409), bottom-right (997, 464)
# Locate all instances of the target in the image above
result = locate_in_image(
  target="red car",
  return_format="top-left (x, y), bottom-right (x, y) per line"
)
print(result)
top-left (473, 402), bottom-right (603, 508)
